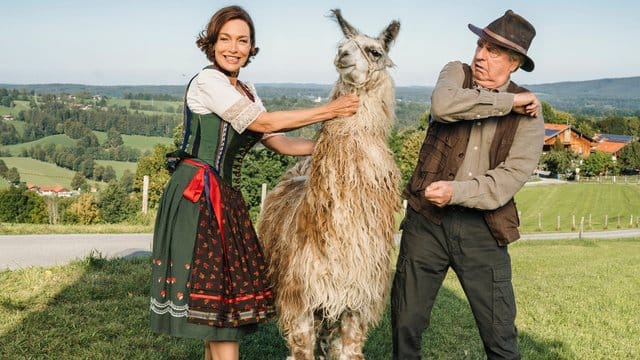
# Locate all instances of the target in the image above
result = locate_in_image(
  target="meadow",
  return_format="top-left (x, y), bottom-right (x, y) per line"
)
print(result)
top-left (0, 129), bottom-right (172, 156)
top-left (0, 238), bottom-right (637, 359)
top-left (0, 157), bottom-right (101, 189)
top-left (516, 183), bottom-right (640, 232)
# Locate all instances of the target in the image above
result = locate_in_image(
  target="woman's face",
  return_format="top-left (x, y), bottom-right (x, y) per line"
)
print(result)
top-left (214, 19), bottom-right (252, 74)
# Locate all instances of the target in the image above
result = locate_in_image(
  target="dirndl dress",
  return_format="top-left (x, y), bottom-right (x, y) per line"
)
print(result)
top-left (150, 71), bottom-right (274, 341)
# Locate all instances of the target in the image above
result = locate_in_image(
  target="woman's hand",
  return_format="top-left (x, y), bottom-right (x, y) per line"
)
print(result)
top-left (326, 94), bottom-right (359, 118)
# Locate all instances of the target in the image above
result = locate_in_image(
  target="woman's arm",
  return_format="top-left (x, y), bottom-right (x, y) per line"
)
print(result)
top-left (246, 94), bottom-right (359, 133)
top-left (261, 134), bottom-right (315, 156)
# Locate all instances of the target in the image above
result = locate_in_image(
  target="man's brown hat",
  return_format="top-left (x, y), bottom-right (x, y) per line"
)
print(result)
top-left (468, 10), bottom-right (536, 72)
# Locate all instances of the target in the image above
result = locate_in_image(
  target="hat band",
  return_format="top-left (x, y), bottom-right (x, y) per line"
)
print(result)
top-left (483, 27), bottom-right (527, 55)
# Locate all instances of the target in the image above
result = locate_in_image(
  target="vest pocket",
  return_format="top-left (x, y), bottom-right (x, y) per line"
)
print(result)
top-left (409, 131), bottom-right (455, 192)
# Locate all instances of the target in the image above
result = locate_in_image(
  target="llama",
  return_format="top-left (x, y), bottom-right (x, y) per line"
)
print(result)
top-left (258, 9), bottom-right (401, 359)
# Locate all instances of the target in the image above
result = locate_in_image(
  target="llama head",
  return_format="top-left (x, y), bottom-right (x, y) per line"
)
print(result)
top-left (330, 9), bottom-right (400, 89)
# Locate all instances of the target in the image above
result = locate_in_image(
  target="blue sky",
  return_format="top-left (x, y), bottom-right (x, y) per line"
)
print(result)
top-left (2, 0), bottom-right (639, 87)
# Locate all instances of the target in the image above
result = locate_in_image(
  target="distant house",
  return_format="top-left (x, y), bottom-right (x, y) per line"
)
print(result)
top-left (543, 123), bottom-right (595, 157)
top-left (37, 185), bottom-right (75, 197)
top-left (1, 114), bottom-right (14, 121)
top-left (593, 133), bottom-right (636, 160)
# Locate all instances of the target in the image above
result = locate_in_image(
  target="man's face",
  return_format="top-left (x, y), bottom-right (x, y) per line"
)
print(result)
top-left (471, 39), bottom-right (520, 89)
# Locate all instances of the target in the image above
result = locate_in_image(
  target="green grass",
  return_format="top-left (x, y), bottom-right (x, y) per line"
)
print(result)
top-left (0, 100), bottom-right (30, 117)
top-left (516, 183), bottom-right (640, 232)
top-left (0, 157), bottom-right (100, 189)
top-left (0, 239), bottom-right (638, 359)
top-left (0, 131), bottom-right (171, 156)
top-left (0, 223), bottom-right (153, 235)
top-left (94, 160), bottom-right (137, 178)
top-left (107, 98), bottom-right (182, 116)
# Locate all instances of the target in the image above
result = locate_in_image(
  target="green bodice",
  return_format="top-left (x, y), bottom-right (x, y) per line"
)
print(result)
top-left (182, 111), bottom-right (262, 189)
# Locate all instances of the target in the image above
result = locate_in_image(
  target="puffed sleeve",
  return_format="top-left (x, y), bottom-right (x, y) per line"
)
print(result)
top-left (186, 68), bottom-right (266, 133)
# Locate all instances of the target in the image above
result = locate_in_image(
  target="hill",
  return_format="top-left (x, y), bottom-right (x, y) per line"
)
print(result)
top-left (1, 130), bottom-right (172, 156)
top-left (0, 157), bottom-right (100, 188)
top-left (525, 77), bottom-right (640, 99)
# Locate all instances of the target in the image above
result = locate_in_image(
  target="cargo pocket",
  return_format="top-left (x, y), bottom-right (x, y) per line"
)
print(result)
top-left (391, 254), bottom-right (408, 312)
top-left (492, 264), bottom-right (516, 324)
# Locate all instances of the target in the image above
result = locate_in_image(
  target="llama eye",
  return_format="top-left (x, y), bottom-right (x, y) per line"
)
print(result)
top-left (368, 49), bottom-right (382, 59)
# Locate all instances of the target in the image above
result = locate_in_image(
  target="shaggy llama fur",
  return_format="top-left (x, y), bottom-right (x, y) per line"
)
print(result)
top-left (258, 9), bottom-right (401, 359)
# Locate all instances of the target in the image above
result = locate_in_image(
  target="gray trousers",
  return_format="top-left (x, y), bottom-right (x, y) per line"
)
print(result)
top-left (391, 206), bottom-right (520, 360)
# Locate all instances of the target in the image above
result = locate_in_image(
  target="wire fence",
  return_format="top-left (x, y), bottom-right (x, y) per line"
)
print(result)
top-left (519, 212), bottom-right (640, 233)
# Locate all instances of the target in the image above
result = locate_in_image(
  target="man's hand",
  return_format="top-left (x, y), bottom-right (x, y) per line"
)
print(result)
top-left (512, 92), bottom-right (540, 117)
top-left (424, 181), bottom-right (453, 208)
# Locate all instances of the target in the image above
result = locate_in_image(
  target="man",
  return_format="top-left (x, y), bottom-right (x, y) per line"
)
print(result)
top-left (391, 10), bottom-right (544, 360)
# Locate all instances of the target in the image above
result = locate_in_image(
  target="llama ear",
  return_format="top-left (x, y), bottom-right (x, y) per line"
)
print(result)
top-left (329, 9), bottom-right (358, 38)
top-left (379, 20), bottom-right (400, 52)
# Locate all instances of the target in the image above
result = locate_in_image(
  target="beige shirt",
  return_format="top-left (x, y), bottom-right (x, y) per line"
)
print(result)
top-left (430, 61), bottom-right (545, 210)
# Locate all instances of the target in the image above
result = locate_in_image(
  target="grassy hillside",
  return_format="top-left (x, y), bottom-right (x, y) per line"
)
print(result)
top-left (94, 160), bottom-right (137, 178)
top-left (0, 239), bottom-right (637, 359)
top-left (0, 100), bottom-right (30, 117)
top-left (0, 157), bottom-right (99, 188)
top-left (516, 183), bottom-right (640, 232)
top-left (0, 130), bottom-right (171, 156)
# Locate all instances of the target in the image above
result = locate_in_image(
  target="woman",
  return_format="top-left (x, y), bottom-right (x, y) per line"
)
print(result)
top-left (149, 5), bottom-right (358, 360)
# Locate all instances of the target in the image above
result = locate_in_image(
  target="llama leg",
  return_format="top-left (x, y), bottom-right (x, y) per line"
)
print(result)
top-left (286, 309), bottom-right (316, 360)
top-left (316, 314), bottom-right (340, 360)
top-left (337, 310), bottom-right (366, 360)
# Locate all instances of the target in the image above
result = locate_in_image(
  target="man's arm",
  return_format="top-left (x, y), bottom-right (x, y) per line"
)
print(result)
top-left (430, 61), bottom-right (515, 123)
top-left (449, 113), bottom-right (545, 209)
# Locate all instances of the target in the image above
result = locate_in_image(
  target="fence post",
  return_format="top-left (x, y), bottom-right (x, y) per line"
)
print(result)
top-left (604, 215), bottom-right (608, 230)
top-left (579, 217), bottom-right (584, 239)
top-left (142, 175), bottom-right (149, 214)
top-left (571, 214), bottom-right (576, 231)
top-left (537, 212), bottom-right (542, 231)
top-left (556, 215), bottom-right (560, 231)
top-left (260, 183), bottom-right (267, 213)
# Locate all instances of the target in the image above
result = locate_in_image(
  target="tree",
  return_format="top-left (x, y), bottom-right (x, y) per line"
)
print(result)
top-left (71, 172), bottom-right (87, 190)
top-left (618, 142), bottom-right (640, 170)
top-left (5, 167), bottom-right (20, 185)
top-left (240, 147), bottom-right (298, 219)
top-left (104, 127), bottom-right (124, 149)
top-left (119, 169), bottom-right (135, 193)
top-left (394, 128), bottom-right (427, 186)
top-left (581, 151), bottom-right (614, 176)
top-left (65, 193), bottom-right (101, 224)
top-left (0, 186), bottom-right (48, 224)
top-left (102, 165), bottom-right (117, 183)
top-left (98, 183), bottom-right (136, 223)
top-left (0, 160), bottom-right (8, 178)
top-left (134, 144), bottom-right (173, 208)
top-left (539, 150), bottom-right (576, 176)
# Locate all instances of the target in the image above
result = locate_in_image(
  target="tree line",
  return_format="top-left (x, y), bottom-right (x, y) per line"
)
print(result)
top-left (2, 89), bottom-right (640, 225)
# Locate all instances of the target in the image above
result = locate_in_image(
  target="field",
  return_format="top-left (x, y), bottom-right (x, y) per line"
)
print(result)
top-left (0, 238), bottom-right (637, 359)
top-left (0, 100), bottom-right (30, 117)
top-left (0, 157), bottom-right (100, 189)
top-left (0, 127), bottom-right (171, 155)
top-left (516, 183), bottom-right (640, 232)
top-left (94, 160), bottom-right (137, 178)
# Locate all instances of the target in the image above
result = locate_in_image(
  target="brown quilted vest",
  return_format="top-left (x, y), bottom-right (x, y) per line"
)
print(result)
top-left (403, 64), bottom-right (528, 245)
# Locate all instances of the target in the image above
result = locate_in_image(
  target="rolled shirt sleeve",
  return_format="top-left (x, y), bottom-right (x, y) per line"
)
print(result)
top-left (186, 68), bottom-right (265, 133)
top-left (430, 61), bottom-right (515, 123)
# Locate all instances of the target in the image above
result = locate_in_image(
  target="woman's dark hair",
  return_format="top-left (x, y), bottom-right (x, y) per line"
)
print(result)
top-left (196, 5), bottom-right (259, 67)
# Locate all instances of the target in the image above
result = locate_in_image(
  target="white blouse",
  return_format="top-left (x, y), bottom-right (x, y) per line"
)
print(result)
top-left (186, 68), bottom-right (266, 134)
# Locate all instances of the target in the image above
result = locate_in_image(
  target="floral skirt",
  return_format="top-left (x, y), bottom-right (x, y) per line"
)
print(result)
top-left (149, 161), bottom-right (273, 340)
